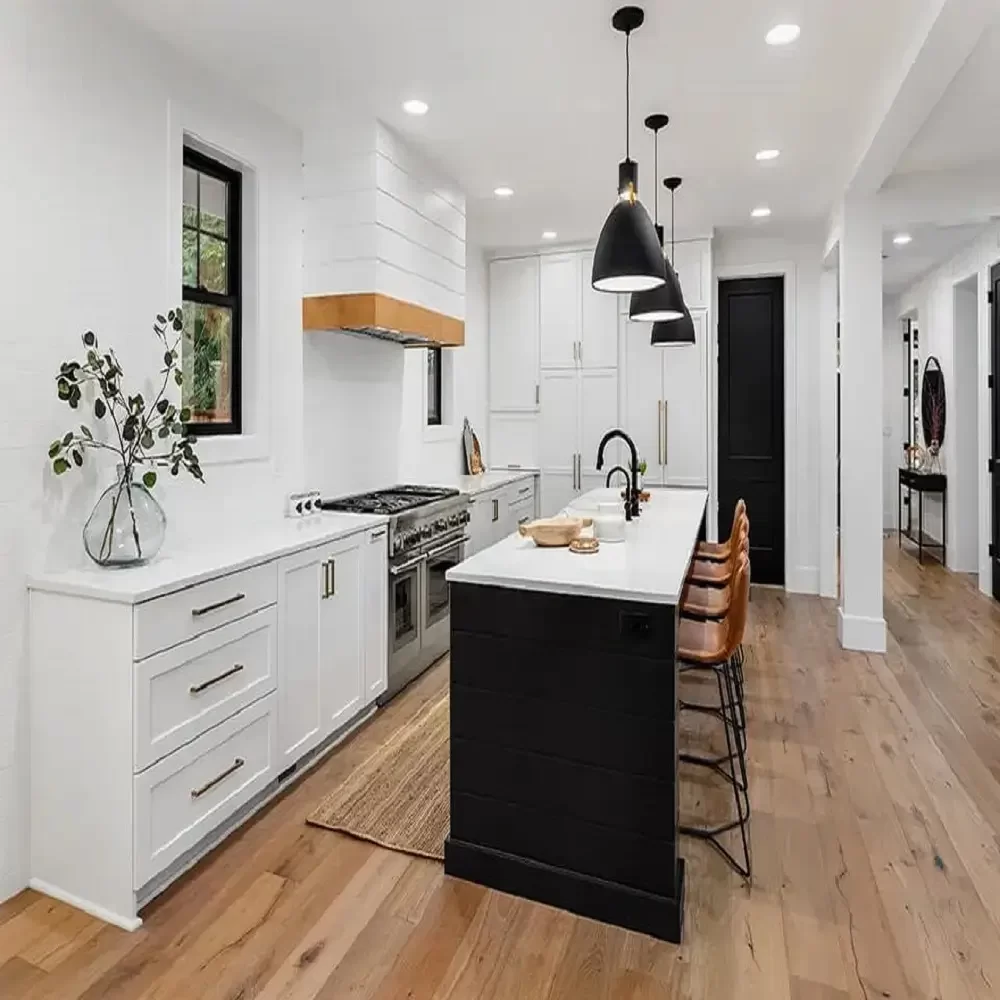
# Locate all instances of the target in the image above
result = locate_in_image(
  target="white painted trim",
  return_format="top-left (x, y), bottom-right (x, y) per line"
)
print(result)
top-left (787, 566), bottom-right (821, 596)
top-left (29, 878), bottom-right (142, 932)
top-left (712, 261), bottom-right (801, 592)
top-left (837, 608), bottom-right (887, 653)
top-left (819, 267), bottom-right (839, 598)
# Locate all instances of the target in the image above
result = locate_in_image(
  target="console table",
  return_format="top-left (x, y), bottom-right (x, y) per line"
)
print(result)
top-left (898, 467), bottom-right (947, 565)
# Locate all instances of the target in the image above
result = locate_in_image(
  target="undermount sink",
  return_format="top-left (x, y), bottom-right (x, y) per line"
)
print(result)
top-left (566, 488), bottom-right (625, 512)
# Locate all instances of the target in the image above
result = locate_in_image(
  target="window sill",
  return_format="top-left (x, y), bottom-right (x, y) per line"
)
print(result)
top-left (423, 423), bottom-right (458, 444)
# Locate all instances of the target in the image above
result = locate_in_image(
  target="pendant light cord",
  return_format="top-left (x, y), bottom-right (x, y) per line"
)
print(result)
top-left (653, 130), bottom-right (658, 223)
top-left (670, 187), bottom-right (676, 264)
top-left (625, 31), bottom-right (631, 160)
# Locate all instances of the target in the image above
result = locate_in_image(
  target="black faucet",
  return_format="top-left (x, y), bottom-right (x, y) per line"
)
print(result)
top-left (604, 465), bottom-right (631, 488)
top-left (595, 429), bottom-right (640, 520)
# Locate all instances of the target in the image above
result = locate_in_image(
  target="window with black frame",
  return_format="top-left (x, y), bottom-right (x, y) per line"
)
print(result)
top-left (182, 147), bottom-right (242, 435)
top-left (427, 347), bottom-right (442, 426)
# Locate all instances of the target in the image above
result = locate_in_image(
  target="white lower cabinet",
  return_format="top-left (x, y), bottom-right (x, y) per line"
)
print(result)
top-left (29, 522), bottom-right (388, 931)
top-left (466, 478), bottom-right (538, 555)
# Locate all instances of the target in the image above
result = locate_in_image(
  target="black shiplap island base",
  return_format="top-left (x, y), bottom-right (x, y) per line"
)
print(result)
top-left (444, 487), bottom-right (708, 943)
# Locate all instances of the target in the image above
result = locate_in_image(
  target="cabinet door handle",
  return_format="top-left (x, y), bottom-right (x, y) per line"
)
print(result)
top-left (191, 757), bottom-right (245, 799)
top-left (663, 401), bottom-right (668, 465)
top-left (190, 663), bottom-right (245, 695)
top-left (578, 341), bottom-right (583, 365)
top-left (191, 592), bottom-right (246, 618)
top-left (370, 529), bottom-right (387, 541)
top-left (329, 558), bottom-right (336, 596)
top-left (657, 400), bottom-right (663, 466)
top-left (535, 383), bottom-right (540, 406)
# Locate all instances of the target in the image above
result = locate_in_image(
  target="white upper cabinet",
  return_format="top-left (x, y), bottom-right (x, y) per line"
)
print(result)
top-left (622, 317), bottom-right (666, 485)
top-left (540, 254), bottom-right (581, 369)
top-left (579, 369), bottom-right (620, 475)
top-left (580, 251), bottom-right (620, 370)
top-left (669, 240), bottom-right (712, 310)
top-left (489, 256), bottom-right (540, 411)
top-left (539, 369), bottom-right (579, 474)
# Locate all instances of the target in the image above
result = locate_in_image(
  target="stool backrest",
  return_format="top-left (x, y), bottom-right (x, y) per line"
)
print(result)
top-left (723, 552), bottom-right (751, 658)
top-left (728, 499), bottom-right (747, 544)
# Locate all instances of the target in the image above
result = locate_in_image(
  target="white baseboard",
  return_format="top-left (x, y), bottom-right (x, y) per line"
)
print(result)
top-left (29, 878), bottom-right (142, 931)
top-left (786, 565), bottom-right (820, 595)
top-left (837, 608), bottom-right (886, 653)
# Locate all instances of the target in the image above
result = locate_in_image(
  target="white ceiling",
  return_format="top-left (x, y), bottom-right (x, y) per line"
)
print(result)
top-left (882, 221), bottom-right (989, 295)
top-left (894, 20), bottom-right (1000, 176)
top-left (113, 0), bottom-right (929, 249)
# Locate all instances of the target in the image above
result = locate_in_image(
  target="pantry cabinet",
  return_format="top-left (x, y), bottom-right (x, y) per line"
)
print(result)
top-left (489, 256), bottom-right (540, 411)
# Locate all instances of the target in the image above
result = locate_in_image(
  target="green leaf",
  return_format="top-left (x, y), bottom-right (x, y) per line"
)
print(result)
top-left (141, 430), bottom-right (154, 450)
top-left (53, 458), bottom-right (70, 475)
top-left (156, 399), bottom-right (169, 415)
top-left (69, 396), bottom-right (79, 410)
top-left (174, 370), bottom-right (183, 386)
top-left (94, 398), bottom-right (106, 419)
top-left (170, 464), bottom-right (180, 477)
top-left (172, 314), bottom-right (184, 332)
top-left (82, 331), bottom-right (95, 347)
top-left (142, 470), bottom-right (157, 489)
top-left (71, 449), bottom-right (83, 468)
top-left (48, 441), bottom-right (61, 458)
top-left (179, 407), bottom-right (191, 423)
top-left (57, 379), bottom-right (70, 399)
top-left (156, 314), bottom-right (166, 326)
top-left (80, 425), bottom-right (93, 440)
top-left (62, 432), bottom-right (73, 447)
top-left (158, 426), bottom-right (170, 439)
top-left (122, 420), bottom-right (135, 442)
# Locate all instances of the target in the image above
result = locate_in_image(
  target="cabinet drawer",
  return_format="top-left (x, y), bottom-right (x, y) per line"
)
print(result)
top-left (134, 562), bottom-right (277, 660)
top-left (509, 496), bottom-right (535, 528)
top-left (134, 694), bottom-right (276, 889)
top-left (508, 480), bottom-right (536, 504)
top-left (134, 607), bottom-right (277, 772)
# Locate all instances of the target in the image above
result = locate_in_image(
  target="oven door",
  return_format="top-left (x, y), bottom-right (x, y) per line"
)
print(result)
top-left (422, 534), bottom-right (467, 665)
top-left (388, 553), bottom-right (425, 687)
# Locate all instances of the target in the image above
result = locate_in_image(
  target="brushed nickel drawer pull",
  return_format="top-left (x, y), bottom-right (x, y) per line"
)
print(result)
top-left (518, 486), bottom-right (531, 495)
top-left (191, 757), bottom-right (245, 799)
top-left (189, 663), bottom-right (245, 695)
top-left (191, 592), bottom-right (246, 618)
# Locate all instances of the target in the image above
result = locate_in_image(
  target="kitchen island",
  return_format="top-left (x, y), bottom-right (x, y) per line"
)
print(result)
top-left (445, 487), bottom-right (708, 943)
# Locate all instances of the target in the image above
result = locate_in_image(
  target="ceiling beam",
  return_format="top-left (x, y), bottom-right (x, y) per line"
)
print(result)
top-left (845, 0), bottom-right (996, 195)
top-left (878, 166), bottom-right (1000, 227)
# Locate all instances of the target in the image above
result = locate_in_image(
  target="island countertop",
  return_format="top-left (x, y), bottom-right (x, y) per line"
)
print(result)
top-left (447, 487), bottom-right (708, 605)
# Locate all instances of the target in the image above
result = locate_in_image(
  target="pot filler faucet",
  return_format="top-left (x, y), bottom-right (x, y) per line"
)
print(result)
top-left (596, 429), bottom-right (640, 520)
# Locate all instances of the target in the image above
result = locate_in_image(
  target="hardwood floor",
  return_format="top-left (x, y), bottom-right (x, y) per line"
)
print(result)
top-left (2, 540), bottom-right (998, 999)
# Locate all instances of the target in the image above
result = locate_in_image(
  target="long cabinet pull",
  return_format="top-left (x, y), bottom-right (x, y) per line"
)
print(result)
top-left (190, 663), bottom-right (245, 695)
top-left (657, 401), bottom-right (663, 466)
top-left (663, 400), bottom-right (669, 465)
top-left (191, 592), bottom-right (246, 618)
top-left (191, 757), bottom-right (245, 799)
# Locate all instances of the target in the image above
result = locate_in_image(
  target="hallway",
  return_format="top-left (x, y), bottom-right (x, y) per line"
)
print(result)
top-left (0, 543), bottom-right (998, 999)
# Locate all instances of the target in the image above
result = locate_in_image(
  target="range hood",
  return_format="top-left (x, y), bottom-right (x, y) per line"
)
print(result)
top-left (302, 118), bottom-right (466, 348)
top-left (302, 292), bottom-right (464, 347)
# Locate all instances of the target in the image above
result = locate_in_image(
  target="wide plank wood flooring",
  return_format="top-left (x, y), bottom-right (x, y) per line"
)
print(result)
top-left (2, 540), bottom-right (999, 999)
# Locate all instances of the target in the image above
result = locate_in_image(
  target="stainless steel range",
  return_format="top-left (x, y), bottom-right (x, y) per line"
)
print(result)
top-left (319, 485), bottom-right (469, 702)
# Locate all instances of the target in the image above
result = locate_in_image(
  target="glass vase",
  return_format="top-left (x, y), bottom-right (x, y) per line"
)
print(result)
top-left (83, 468), bottom-right (166, 567)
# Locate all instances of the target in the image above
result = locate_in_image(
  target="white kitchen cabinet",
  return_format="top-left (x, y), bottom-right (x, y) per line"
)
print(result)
top-left (540, 253), bottom-right (581, 369)
top-left (670, 239), bottom-right (712, 310)
top-left (623, 310), bottom-right (709, 488)
top-left (488, 412), bottom-right (539, 470)
top-left (489, 256), bottom-right (540, 411)
top-left (581, 251), bottom-right (620, 370)
top-left (320, 535), bottom-right (363, 735)
top-left (363, 526), bottom-right (388, 705)
top-left (539, 367), bottom-right (619, 516)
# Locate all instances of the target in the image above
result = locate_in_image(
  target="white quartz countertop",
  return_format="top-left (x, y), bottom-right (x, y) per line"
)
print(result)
top-left (447, 487), bottom-right (708, 605)
top-left (446, 469), bottom-right (539, 496)
top-left (27, 512), bottom-right (388, 605)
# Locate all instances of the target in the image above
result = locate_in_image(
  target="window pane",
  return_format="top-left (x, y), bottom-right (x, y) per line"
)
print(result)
top-left (199, 173), bottom-right (228, 236)
top-left (199, 234), bottom-right (228, 293)
top-left (182, 228), bottom-right (198, 287)
top-left (182, 303), bottom-right (233, 425)
top-left (183, 167), bottom-right (198, 228)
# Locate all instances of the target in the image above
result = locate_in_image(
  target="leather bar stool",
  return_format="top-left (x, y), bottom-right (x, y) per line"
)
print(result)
top-left (687, 512), bottom-right (748, 588)
top-left (696, 499), bottom-right (746, 563)
top-left (676, 552), bottom-right (752, 880)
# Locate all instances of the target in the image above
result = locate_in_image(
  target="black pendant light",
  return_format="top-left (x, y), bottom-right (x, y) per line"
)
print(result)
top-left (591, 7), bottom-right (666, 294)
top-left (651, 176), bottom-right (697, 345)
top-left (629, 114), bottom-right (686, 322)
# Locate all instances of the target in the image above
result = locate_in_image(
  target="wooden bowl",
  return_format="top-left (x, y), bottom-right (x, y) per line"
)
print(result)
top-left (518, 516), bottom-right (592, 548)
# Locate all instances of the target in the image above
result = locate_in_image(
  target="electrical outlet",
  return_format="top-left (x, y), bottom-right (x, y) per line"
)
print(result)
top-left (286, 490), bottom-right (321, 518)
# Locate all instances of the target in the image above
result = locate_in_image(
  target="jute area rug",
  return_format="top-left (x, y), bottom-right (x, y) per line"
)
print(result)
top-left (306, 689), bottom-right (449, 861)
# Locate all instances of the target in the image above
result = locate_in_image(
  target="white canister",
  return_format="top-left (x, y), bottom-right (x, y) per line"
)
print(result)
top-left (592, 502), bottom-right (626, 543)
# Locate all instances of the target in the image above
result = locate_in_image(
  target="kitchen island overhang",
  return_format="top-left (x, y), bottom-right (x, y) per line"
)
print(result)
top-left (444, 488), bottom-right (708, 943)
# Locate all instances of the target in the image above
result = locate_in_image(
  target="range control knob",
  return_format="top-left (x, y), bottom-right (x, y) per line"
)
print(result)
top-left (421, 524), bottom-right (433, 538)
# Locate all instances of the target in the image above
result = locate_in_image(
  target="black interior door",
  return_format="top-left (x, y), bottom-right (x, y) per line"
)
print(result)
top-left (991, 263), bottom-right (1000, 600)
top-left (718, 277), bottom-right (785, 585)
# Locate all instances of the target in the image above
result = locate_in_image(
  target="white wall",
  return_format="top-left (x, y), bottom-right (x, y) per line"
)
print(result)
top-left (712, 233), bottom-right (824, 594)
top-left (953, 278), bottom-right (980, 572)
top-left (303, 242), bottom-right (490, 494)
top-left (0, 0), bottom-right (303, 901)
top-left (898, 222), bottom-right (999, 592)
top-left (882, 297), bottom-right (905, 530)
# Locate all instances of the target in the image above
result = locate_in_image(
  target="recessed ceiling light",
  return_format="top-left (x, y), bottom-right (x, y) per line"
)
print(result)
top-left (402, 99), bottom-right (428, 116)
top-left (755, 149), bottom-right (780, 161)
top-left (493, 186), bottom-right (514, 198)
top-left (542, 230), bottom-right (557, 240)
top-left (751, 206), bottom-right (772, 218)
top-left (893, 233), bottom-right (913, 246)
top-left (766, 24), bottom-right (800, 45)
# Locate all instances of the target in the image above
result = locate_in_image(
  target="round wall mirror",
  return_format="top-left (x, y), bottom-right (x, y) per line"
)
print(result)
top-left (921, 356), bottom-right (946, 451)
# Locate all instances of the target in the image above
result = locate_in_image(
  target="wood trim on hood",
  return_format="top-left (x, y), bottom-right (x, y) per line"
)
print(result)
top-left (302, 293), bottom-right (465, 347)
